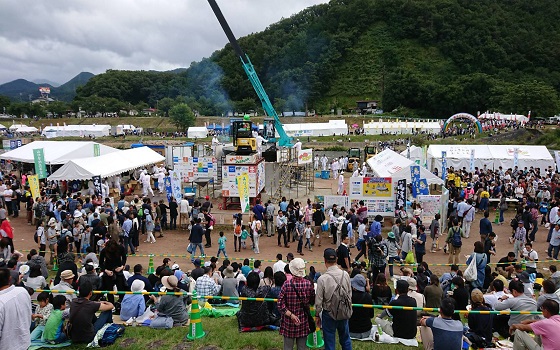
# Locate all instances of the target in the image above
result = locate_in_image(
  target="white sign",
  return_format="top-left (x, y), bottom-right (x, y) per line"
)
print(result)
top-left (324, 195), bottom-right (349, 210)
top-left (225, 154), bottom-right (260, 164)
top-left (350, 197), bottom-right (396, 217)
top-left (221, 161), bottom-right (265, 197)
top-left (417, 195), bottom-right (441, 224)
top-left (297, 149), bottom-right (313, 165)
top-left (173, 156), bottom-right (217, 183)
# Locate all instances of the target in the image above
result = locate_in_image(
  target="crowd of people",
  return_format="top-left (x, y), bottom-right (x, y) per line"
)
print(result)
top-left (2, 158), bottom-right (560, 349)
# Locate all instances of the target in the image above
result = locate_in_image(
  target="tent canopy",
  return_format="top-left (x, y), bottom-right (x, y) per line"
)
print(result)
top-left (367, 149), bottom-right (444, 185)
top-left (400, 145), bottom-right (423, 163)
top-left (187, 127), bottom-right (208, 139)
top-left (280, 120), bottom-right (348, 137)
top-left (48, 147), bottom-right (165, 181)
top-left (427, 145), bottom-right (554, 171)
top-left (13, 126), bottom-right (39, 133)
top-left (42, 124), bottom-right (111, 138)
top-left (0, 141), bottom-right (119, 165)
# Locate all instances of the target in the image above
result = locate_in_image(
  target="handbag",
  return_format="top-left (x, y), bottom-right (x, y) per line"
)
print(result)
top-left (291, 282), bottom-right (315, 335)
top-left (464, 254), bottom-right (478, 282)
top-left (187, 243), bottom-right (193, 254)
top-left (404, 250), bottom-right (415, 264)
top-left (149, 313), bottom-right (173, 329)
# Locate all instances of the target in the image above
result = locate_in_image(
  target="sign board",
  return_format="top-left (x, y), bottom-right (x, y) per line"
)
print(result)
top-left (173, 156), bottom-right (217, 183)
top-left (94, 143), bottom-right (100, 157)
top-left (225, 154), bottom-right (260, 164)
top-left (221, 160), bottom-right (265, 197)
top-left (441, 151), bottom-right (447, 181)
top-left (33, 148), bottom-right (48, 179)
top-left (10, 139), bottom-right (22, 150)
top-left (2, 140), bottom-right (10, 150)
top-left (297, 149), bottom-right (313, 165)
top-left (169, 170), bottom-right (183, 200)
top-left (417, 195), bottom-right (441, 224)
top-left (350, 197), bottom-right (396, 216)
top-left (349, 177), bottom-right (392, 197)
top-left (28, 174), bottom-right (40, 200)
top-left (324, 195), bottom-right (349, 210)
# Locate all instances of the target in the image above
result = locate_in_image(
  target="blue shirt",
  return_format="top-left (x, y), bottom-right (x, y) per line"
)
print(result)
top-left (120, 294), bottom-right (146, 322)
top-left (241, 265), bottom-right (251, 277)
top-left (369, 221), bottom-right (381, 237)
top-left (218, 236), bottom-right (226, 249)
top-left (415, 233), bottom-right (426, 254)
top-left (122, 219), bottom-right (132, 237)
top-left (279, 201), bottom-right (288, 212)
top-left (425, 317), bottom-right (463, 350)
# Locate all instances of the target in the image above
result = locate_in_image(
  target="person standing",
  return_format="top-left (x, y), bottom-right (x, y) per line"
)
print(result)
top-left (265, 200), bottom-right (276, 237)
top-left (315, 248), bottom-right (352, 350)
top-left (513, 220), bottom-right (527, 259)
top-left (168, 197), bottom-right (178, 230)
top-left (277, 258), bottom-right (315, 350)
top-left (312, 204), bottom-right (325, 247)
top-left (179, 197), bottom-right (190, 230)
top-left (0, 268), bottom-right (32, 350)
top-left (337, 172), bottom-right (345, 195)
top-left (446, 218), bottom-right (463, 264)
top-left (337, 235), bottom-right (351, 273)
top-left (277, 210), bottom-right (289, 248)
top-left (188, 218), bottom-right (205, 261)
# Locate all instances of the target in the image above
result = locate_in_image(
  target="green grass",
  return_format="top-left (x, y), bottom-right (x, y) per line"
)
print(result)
top-left (66, 316), bottom-right (422, 350)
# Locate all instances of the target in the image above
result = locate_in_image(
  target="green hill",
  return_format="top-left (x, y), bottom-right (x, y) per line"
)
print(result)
top-left (76, 0), bottom-right (560, 117)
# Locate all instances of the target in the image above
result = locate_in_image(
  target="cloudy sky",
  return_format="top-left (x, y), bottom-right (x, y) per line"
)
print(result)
top-left (0, 0), bottom-right (329, 85)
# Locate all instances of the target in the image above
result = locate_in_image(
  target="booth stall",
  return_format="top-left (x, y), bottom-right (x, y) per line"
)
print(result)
top-left (0, 141), bottom-right (118, 165)
top-left (427, 145), bottom-right (555, 172)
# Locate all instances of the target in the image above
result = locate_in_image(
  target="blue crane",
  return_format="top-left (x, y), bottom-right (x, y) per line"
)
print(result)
top-left (207, 0), bottom-right (292, 147)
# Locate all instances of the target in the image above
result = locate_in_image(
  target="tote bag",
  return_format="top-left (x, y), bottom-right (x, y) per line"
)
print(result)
top-left (464, 254), bottom-right (478, 282)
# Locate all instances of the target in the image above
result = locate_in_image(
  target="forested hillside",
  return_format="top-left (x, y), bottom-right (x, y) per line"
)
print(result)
top-left (75, 0), bottom-right (560, 117)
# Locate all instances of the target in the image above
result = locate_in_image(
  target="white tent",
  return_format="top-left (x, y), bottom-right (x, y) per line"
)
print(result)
top-left (13, 126), bottom-right (39, 133)
top-left (427, 145), bottom-right (555, 171)
top-left (0, 124), bottom-right (7, 130)
top-left (280, 120), bottom-right (348, 137)
top-left (48, 147), bottom-right (165, 180)
top-left (0, 141), bottom-right (119, 165)
top-left (118, 124), bottom-right (136, 131)
top-left (363, 120), bottom-right (442, 135)
top-left (41, 124), bottom-right (111, 138)
top-left (479, 112), bottom-right (528, 124)
top-left (367, 148), bottom-right (444, 185)
top-left (187, 127), bottom-right (208, 139)
top-left (9, 124), bottom-right (28, 131)
top-left (400, 145), bottom-right (424, 164)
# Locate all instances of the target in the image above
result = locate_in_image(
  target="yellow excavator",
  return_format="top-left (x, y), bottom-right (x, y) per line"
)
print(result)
top-left (364, 145), bottom-right (377, 162)
top-left (347, 148), bottom-right (361, 171)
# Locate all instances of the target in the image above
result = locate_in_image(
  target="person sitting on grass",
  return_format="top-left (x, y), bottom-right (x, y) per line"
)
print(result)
top-left (237, 272), bottom-right (279, 328)
top-left (420, 298), bottom-right (463, 350)
top-left (375, 279), bottom-right (417, 340)
top-left (120, 280), bottom-right (146, 322)
top-left (510, 299), bottom-right (560, 350)
top-left (43, 295), bottom-right (68, 344)
top-left (30, 291), bottom-right (53, 340)
top-left (150, 275), bottom-right (191, 327)
top-left (68, 282), bottom-right (114, 344)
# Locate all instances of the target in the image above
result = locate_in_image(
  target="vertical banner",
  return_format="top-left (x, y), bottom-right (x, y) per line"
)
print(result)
top-left (33, 148), bottom-right (48, 179)
top-left (236, 173), bottom-right (250, 213)
top-left (441, 151), bottom-right (447, 182)
top-left (555, 151), bottom-right (560, 173)
top-left (92, 175), bottom-right (102, 195)
top-left (94, 143), bottom-right (100, 157)
top-left (422, 145), bottom-right (428, 168)
top-left (513, 147), bottom-right (519, 168)
top-left (396, 179), bottom-right (407, 211)
top-left (470, 149), bottom-right (475, 172)
top-left (418, 179), bottom-right (429, 195)
top-left (28, 174), bottom-right (40, 200)
top-left (164, 176), bottom-right (173, 202)
top-left (169, 170), bottom-right (183, 200)
top-left (410, 165), bottom-right (420, 198)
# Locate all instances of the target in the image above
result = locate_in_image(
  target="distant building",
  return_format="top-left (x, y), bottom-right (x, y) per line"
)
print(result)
top-left (356, 100), bottom-right (378, 114)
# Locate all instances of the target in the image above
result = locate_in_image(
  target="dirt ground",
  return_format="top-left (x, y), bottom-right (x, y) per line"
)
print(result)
top-left (10, 184), bottom-right (555, 278)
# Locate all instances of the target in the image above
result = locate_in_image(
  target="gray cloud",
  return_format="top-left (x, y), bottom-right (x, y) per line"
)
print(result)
top-left (0, 0), bottom-right (328, 84)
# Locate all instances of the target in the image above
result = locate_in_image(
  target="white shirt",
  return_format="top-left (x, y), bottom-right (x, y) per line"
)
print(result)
top-left (0, 285), bottom-right (32, 350)
top-left (549, 206), bottom-right (559, 224)
top-left (484, 291), bottom-right (512, 309)
top-left (338, 174), bottom-right (344, 186)
top-left (3, 189), bottom-right (12, 202)
top-left (358, 223), bottom-right (366, 240)
top-left (522, 248), bottom-right (538, 269)
top-left (293, 141), bottom-right (302, 154)
top-left (273, 260), bottom-right (287, 274)
top-left (179, 199), bottom-right (190, 214)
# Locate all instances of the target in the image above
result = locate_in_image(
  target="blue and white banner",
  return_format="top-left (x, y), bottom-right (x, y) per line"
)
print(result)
top-left (410, 165), bottom-right (420, 198)
top-left (418, 179), bottom-right (429, 195)
top-left (164, 176), bottom-right (173, 202)
top-left (513, 147), bottom-right (519, 168)
top-left (470, 149), bottom-right (475, 172)
top-left (169, 170), bottom-right (183, 200)
top-left (441, 151), bottom-right (447, 182)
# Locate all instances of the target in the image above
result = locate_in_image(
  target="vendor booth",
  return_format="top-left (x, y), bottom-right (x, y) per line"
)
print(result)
top-left (427, 145), bottom-right (555, 172)
top-left (367, 149), bottom-right (444, 185)
top-left (47, 147), bottom-right (165, 181)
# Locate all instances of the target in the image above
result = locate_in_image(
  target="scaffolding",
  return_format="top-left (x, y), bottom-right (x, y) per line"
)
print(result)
top-left (268, 148), bottom-right (315, 202)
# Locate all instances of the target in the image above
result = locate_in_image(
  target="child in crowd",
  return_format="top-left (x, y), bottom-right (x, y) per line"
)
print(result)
top-left (304, 221), bottom-right (313, 251)
top-left (81, 225), bottom-right (91, 254)
top-left (240, 225), bottom-right (248, 249)
top-left (217, 231), bottom-right (228, 258)
top-left (30, 292), bottom-right (53, 340)
top-left (43, 295), bottom-right (67, 344)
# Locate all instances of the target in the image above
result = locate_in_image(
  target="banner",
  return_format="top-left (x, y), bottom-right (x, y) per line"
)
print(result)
top-left (418, 179), bottom-right (429, 195)
top-left (236, 173), bottom-right (250, 213)
top-left (362, 177), bottom-right (392, 197)
top-left (297, 149), bottom-right (313, 165)
top-left (513, 147), bottom-right (519, 167)
top-left (555, 151), bottom-right (560, 173)
top-left (410, 165), bottom-right (420, 198)
top-left (164, 176), bottom-right (173, 202)
top-left (324, 195), bottom-right (349, 210)
top-left (417, 195), bottom-right (441, 224)
top-left (33, 148), bottom-right (48, 179)
top-left (169, 170), bottom-right (183, 200)
top-left (28, 174), bottom-right (40, 200)
top-left (441, 151), bottom-right (447, 182)
top-left (94, 144), bottom-right (100, 157)
top-left (470, 149), bottom-right (475, 171)
top-left (422, 145), bottom-right (428, 168)
top-left (395, 179), bottom-right (407, 211)
top-left (92, 175), bottom-right (102, 195)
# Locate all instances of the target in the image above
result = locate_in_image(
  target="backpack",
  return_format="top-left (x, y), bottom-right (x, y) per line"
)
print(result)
top-left (325, 273), bottom-right (353, 320)
top-left (450, 227), bottom-right (462, 247)
top-left (341, 222), bottom-right (349, 236)
top-left (137, 207), bottom-right (143, 217)
top-left (99, 324), bottom-right (125, 347)
top-left (540, 203), bottom-right (548, 214)
top-left (234, 224), bottom-right (241, 235)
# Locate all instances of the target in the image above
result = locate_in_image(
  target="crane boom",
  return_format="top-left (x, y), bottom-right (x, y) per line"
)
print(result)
top-left (207, 0), bottom-right (292, 147)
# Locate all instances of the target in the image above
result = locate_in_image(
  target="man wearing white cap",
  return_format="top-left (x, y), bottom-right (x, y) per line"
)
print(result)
top-left (120, 280), bottom-right (146, 322)
top-left (337, 172), bottom-right (345, 195)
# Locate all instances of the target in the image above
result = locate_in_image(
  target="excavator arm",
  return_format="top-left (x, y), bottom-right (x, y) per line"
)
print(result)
top-left (207, 0), bottom-right (292, 147)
